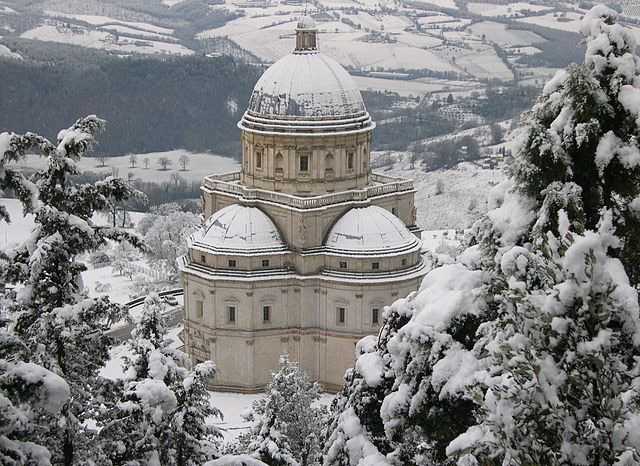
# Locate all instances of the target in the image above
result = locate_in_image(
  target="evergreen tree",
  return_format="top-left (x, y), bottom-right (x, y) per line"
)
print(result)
top-left (172, 361), bottom-right (223, 466)
top-left (0, 330), bottom-right (70, 465)
top-left (0, 116), bottom-right (142, 465)
top-left (243, 356), bottom-right (326, 466)
top-left (98, 294), bottom-right (222, 465)
top-left (511, 5), bottom-right (640, 285)
top-left (323, 6), bottom-right (640, 466)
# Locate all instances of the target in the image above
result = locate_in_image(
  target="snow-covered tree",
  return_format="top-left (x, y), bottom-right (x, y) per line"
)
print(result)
top-left (0, 331), bottom-right (70, 465)
top-left (324, 7), bottom-right (640, 466)
top-left (99, 294), bottom-right (222, 465)
top-left (143, 210), bottom-right (200, 275)
top-left (112, 239), bottom-right (138, 279)
top-left (172, 361), bottom-right (223, 466)
top-left (0, 116), bottom-right (142, 465)
top-left (511, 5), bottom-right (640, 285)
top-left (242, 356), bottom-right (326, 466)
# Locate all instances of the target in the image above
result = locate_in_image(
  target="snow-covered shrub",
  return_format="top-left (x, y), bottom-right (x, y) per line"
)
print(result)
top-left (93, 281), bottom-right (112, 293)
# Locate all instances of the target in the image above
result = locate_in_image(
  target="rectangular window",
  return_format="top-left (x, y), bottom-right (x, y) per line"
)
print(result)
top-left (401, 258), bottom-right (407, 266)
top-left (195, 300), bottom-right (204, 319)
top-left (347, 152), bottom-right (354, 170)
top-left (227, 305), bottom-right (236, 323)
top-left (372, 262), bottom-right (380, 270)
top-left (337, 306), bottom-right (346, 325)
top-left (262, 259), bottom-right (270, 267)
top-left (392, 207), bottom-right (398, 216)
top-left (372, 308), bottom-right (379, 325)
top-left (256, 151), bottom-right (263, 169)
top-left (299, 154), bottom-right (309, 172)
top-left (228, 259), bottom-right (236, 268)
top-left (339, 261), bottom-right (347, 269)
top-left (263, 305), bottom-right (271, 323)
top-left (200, 255), bottom-right (206, 264)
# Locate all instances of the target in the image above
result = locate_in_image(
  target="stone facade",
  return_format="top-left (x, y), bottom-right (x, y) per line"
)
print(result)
top-left (179, 17), bottom-right (427, 392)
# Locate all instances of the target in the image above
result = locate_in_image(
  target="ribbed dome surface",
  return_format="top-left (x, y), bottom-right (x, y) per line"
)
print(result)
top-left (324, 206), bottom-right (420, 254)
top-left (246, 53), bottom-right (366, 119)
top-left (191, 204), bottom-right (286, 253)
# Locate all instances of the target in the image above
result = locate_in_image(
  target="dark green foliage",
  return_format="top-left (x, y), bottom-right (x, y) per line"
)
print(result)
top-left (0, 48), bottom-right (260, 156)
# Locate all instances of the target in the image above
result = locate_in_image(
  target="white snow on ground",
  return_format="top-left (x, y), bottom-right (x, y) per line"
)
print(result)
top-left (0, 5), bottom-right (16, 15)
top-left (21, 24), bottom-right (192, 56)
top-left (467, 2), bottom-right (551, 18)
top-left (517, 12), bottom-right (584, 33)
top-left (44, 11), bottom-right (175, 35)
top-left (11, 150), bottom-right (240, 184)
top-left (162, 0), bottom-right (187, 6)
top-left (0, 43), bottom-right (21, 59)
top-left (467, 21), bottom-right (545, 47)
top-left (452, 45), bottom-right (514, 80)
top-left (101, 333), bottom-right (334, 443)
top-left (354, 75), bottom-right (480, 97)
top-left (0, 198), bottom-right (35, 248)
top-left (98, 24), bottom-right (178, 42)
top-left (411, 0), bottom-right (458, 10)
top-left (374, 151), bottom-right (506, 230)
top-left (201, 18), bottom-right (458, 72)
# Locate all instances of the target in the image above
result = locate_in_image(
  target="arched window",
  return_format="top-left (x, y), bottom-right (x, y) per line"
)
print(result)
top-left (275, 152), bottom-right (284, 176)
top-left (347, 151), bottom-right (354, 171)
top-left (325, 153), bottom-right (334, 178)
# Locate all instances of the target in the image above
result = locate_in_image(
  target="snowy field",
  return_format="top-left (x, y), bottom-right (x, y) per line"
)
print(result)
top-left (467, 21), bottom-right (545, 47)
top-left (467, 2), bottom-right (552, 18)
top-left (0, 43), bottom-right (20, 59)
top-left (44, 11), bottom-right (175, 35)
top-left (354, 75), bottom-right (481, 97)
top-left (517, 12), bottom-right (585, 33)
top-left (21, 24), bottom-right (193, 56)
top-left (11, 150), bottom-right (240, 184)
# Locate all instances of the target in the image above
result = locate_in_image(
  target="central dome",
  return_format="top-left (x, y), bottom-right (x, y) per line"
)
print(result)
top-left (246, 53), bottom-right (366, 119)
top-left (238, 16), bottom-right (374, 136)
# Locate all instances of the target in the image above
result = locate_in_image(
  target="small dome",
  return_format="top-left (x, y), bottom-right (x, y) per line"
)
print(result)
top-left (297, 15), bottom-right (316, 30)
top-left (324, 206), bottom-right (420, 255)
top-left (191, 204), bottom-right (286, 254)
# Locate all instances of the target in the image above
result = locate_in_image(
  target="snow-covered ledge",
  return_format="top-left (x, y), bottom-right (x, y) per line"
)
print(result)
top-left (201, 171), bottom-right (414, 210)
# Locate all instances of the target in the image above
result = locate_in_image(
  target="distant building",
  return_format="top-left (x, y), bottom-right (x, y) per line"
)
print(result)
top-left (439, 104), bottom-right (483, 124)
top-left (179, 17), bottom-right (426, 393)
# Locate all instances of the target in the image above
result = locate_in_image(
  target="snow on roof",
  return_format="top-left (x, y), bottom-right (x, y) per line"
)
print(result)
top-left (324, 206), bottom-right (420, 254)
top-left (246, 52), bottom-right (366, 119)
top-left (191, 204), bottom-right (287, 253)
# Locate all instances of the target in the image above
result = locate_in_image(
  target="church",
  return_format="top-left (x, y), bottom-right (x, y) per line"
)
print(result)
top-left (179, 16), bottom-right (427, 392)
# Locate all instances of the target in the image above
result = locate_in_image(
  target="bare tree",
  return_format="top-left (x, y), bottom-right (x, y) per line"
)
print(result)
top-left (178, 154), bottom-right (190, 171)
top-left (143, 157), bottom-right (150, 169)
top-left (411, 142), bottom-right (421, 170)
top-left (129, 153), bottom-right (138, 168)
top-left (111, 167), bottom-right (119, 178)
top-left (170, 172), bottom-right (185, 188)
top-left (435, 179), bottom-right (445, 195)
top-left (158, 156), bottom-right (172, 171)
top-left (97, 155), bottom-right (107, 167)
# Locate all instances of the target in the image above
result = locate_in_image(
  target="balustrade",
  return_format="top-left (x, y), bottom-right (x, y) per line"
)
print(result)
top-left (202, 171), bottom-right (413, 209)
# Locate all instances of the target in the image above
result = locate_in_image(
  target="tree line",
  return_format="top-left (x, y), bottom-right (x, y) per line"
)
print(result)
top-left (0, 45), bottom-right (260, 156)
